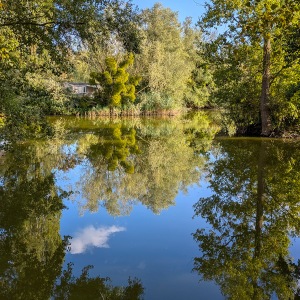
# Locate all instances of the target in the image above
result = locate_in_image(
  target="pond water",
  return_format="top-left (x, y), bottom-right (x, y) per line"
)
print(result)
top-left (1, 112), bottom-right (300, 299)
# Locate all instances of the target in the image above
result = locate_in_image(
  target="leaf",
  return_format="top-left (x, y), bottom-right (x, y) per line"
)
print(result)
top-left (271, 4), bottom-right (278, 10)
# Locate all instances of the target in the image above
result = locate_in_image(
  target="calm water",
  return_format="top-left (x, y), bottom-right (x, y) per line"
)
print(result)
top-left (1, 113), bottom-right (300, 299)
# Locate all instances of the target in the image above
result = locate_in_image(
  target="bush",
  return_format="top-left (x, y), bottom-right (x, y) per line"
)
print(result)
top-left (137, 92), bottom-right (183, 112)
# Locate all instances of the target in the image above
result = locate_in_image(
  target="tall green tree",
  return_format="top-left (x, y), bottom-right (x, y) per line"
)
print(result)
top-left (90, 53), bottom-right (141, 111)
top-left (182, 18), bottom-right (214, 109)
top-left (135, 3), bottom-right (194, 108)
top-left (199, 0), bottom-right (300, 135)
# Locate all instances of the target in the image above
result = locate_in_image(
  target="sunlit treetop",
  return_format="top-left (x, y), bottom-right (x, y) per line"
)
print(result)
top-left (200, 0), bottom-right (300, 42)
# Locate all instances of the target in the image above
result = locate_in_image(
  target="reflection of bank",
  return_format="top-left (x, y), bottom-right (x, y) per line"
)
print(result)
top-left (193, 138), bottom-right (300, 299)
top-left (76, 117), bottom-right (211, 216)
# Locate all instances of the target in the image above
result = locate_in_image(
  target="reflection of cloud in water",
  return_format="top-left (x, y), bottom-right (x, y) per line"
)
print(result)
top-left (70, 225), bottom-right (126, 254)
top-left (138, 261), bottom-right (146, 270)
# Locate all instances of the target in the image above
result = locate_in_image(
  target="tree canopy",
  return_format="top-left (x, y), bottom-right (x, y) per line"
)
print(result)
top-left (199, 0), bottom-right (300, 135)
top-left (0, 0), bottom-right (141, 61)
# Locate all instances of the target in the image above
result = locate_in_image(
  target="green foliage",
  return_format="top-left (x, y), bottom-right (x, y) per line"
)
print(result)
top-left (138, 92), bottom-right (182, 112)
top-left (1, 103), bottom-right (53, 143)
top-left (0, 114), bottom-right (4, 127)
top-left (199, 0), bottom-right (300, 135)
top-left (134, 4), bottom-right (196, 107)
top-left (87, 124), bottom-right (140, 174)
top-left (182, 18), bottom-right (215, 108)
top-left (0, 27), bottom-right (19, 63)
top-left (53, 263), bottom-right (144, 300)
top-left (284, 26), bottom-right (300, 64)
top-left (0, 0), bottom-right (142, 143)
top-left (25, 72), bottom-right (74, 115)
top-left (0, 136), bottom-right (144, 299)
top-left (184, 61), bottom-right (215, 108)
top-left (0, 142), bottom-right (69, 299)
top-left (271, 77), bottom-right (300, 133)
top-left (193, 138), bottom-right (300, 298)
top-left (69, 115), bottom-right (215, 216)
top-left (203, 41), bottom-right (263, 134)
top-left (0, 0), bottom-right (141, 66)
top-left (90, 53), bottom-right (141, 110)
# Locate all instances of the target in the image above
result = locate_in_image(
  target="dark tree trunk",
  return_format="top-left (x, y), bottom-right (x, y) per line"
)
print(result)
top-left (253, 141), bottom-right (267, 299)
top-left (254, 141), bottom-right (266, 257)
top-left (260, 37), bottom-right (272, 136)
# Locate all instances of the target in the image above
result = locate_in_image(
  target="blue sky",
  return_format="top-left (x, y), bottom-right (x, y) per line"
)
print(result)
top-left (132, 0), bottom-right (207, 24)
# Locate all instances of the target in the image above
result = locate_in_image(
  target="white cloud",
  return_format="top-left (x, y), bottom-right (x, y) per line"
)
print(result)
top-left (70, 225), bottom-right (126, 254)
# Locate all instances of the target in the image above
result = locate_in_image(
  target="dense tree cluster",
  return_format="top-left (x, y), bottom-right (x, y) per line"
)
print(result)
top-left (0, 0), bottom-right (299, 139)
top-left (199, 0), bottom-right (300, 135)
top-left (0, 0), bottom-right (141, 141)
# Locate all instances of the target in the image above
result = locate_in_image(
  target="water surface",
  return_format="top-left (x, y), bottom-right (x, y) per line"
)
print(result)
top-left (1, 113), bottom-right (299, 299)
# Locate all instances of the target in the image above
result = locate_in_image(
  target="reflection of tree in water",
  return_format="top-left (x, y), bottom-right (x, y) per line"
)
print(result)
top-left (76, 113), bottom-right (217, 216)
top-left (53, 263), bottom-right (144, 300)
top-left (87, 124), bottom-right (139, 174)
top-left (0, 143), bottom-right (144, 299)
top-left (0, 144), bottom-right (69, 299)
top-left (1, 114), bottom-right (218, 216)
top-left (193, 138), bottom-right (300, 299)
top-left (75, 123), bottom-right (141, 215)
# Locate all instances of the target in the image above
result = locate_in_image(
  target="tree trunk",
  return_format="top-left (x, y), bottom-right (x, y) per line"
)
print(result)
top-left (254, 141), bottom-right (266, 258)
top-left (253, 141), bottom-right (266, 299)
top-left (260, 37), bottom-right (272, 136)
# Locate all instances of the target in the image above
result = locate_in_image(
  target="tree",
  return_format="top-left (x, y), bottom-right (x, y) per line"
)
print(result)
top-left (90, 53), bottom-right (141, 112)
top-left (199, 0), bottom-right (300, 135)
top-left (135, 3), bottom-right (194, 109)
top-left (204, 39), bottom-right (263, 134)
top-left (0, 0), bottom-right (141, 63)
top-left (182, 18), bottom-right (214, 109)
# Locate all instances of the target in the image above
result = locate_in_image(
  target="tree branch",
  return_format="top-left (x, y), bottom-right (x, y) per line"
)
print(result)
top-left (270, 58), bottom-right (300, 86)
top-left (0, 20), bottom-right (85, 28)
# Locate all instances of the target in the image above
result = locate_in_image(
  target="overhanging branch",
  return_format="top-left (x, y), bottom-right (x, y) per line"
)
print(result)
top-left (0, 20), bottom-right (85, 28)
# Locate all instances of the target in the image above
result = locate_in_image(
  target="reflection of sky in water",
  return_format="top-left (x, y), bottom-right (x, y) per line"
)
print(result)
top-left (56, 138), bottom-right (300, 300)
top-left (70, 225), bottom-right (126, 254)
top-left (59, 167), bottom-right (221, 300)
